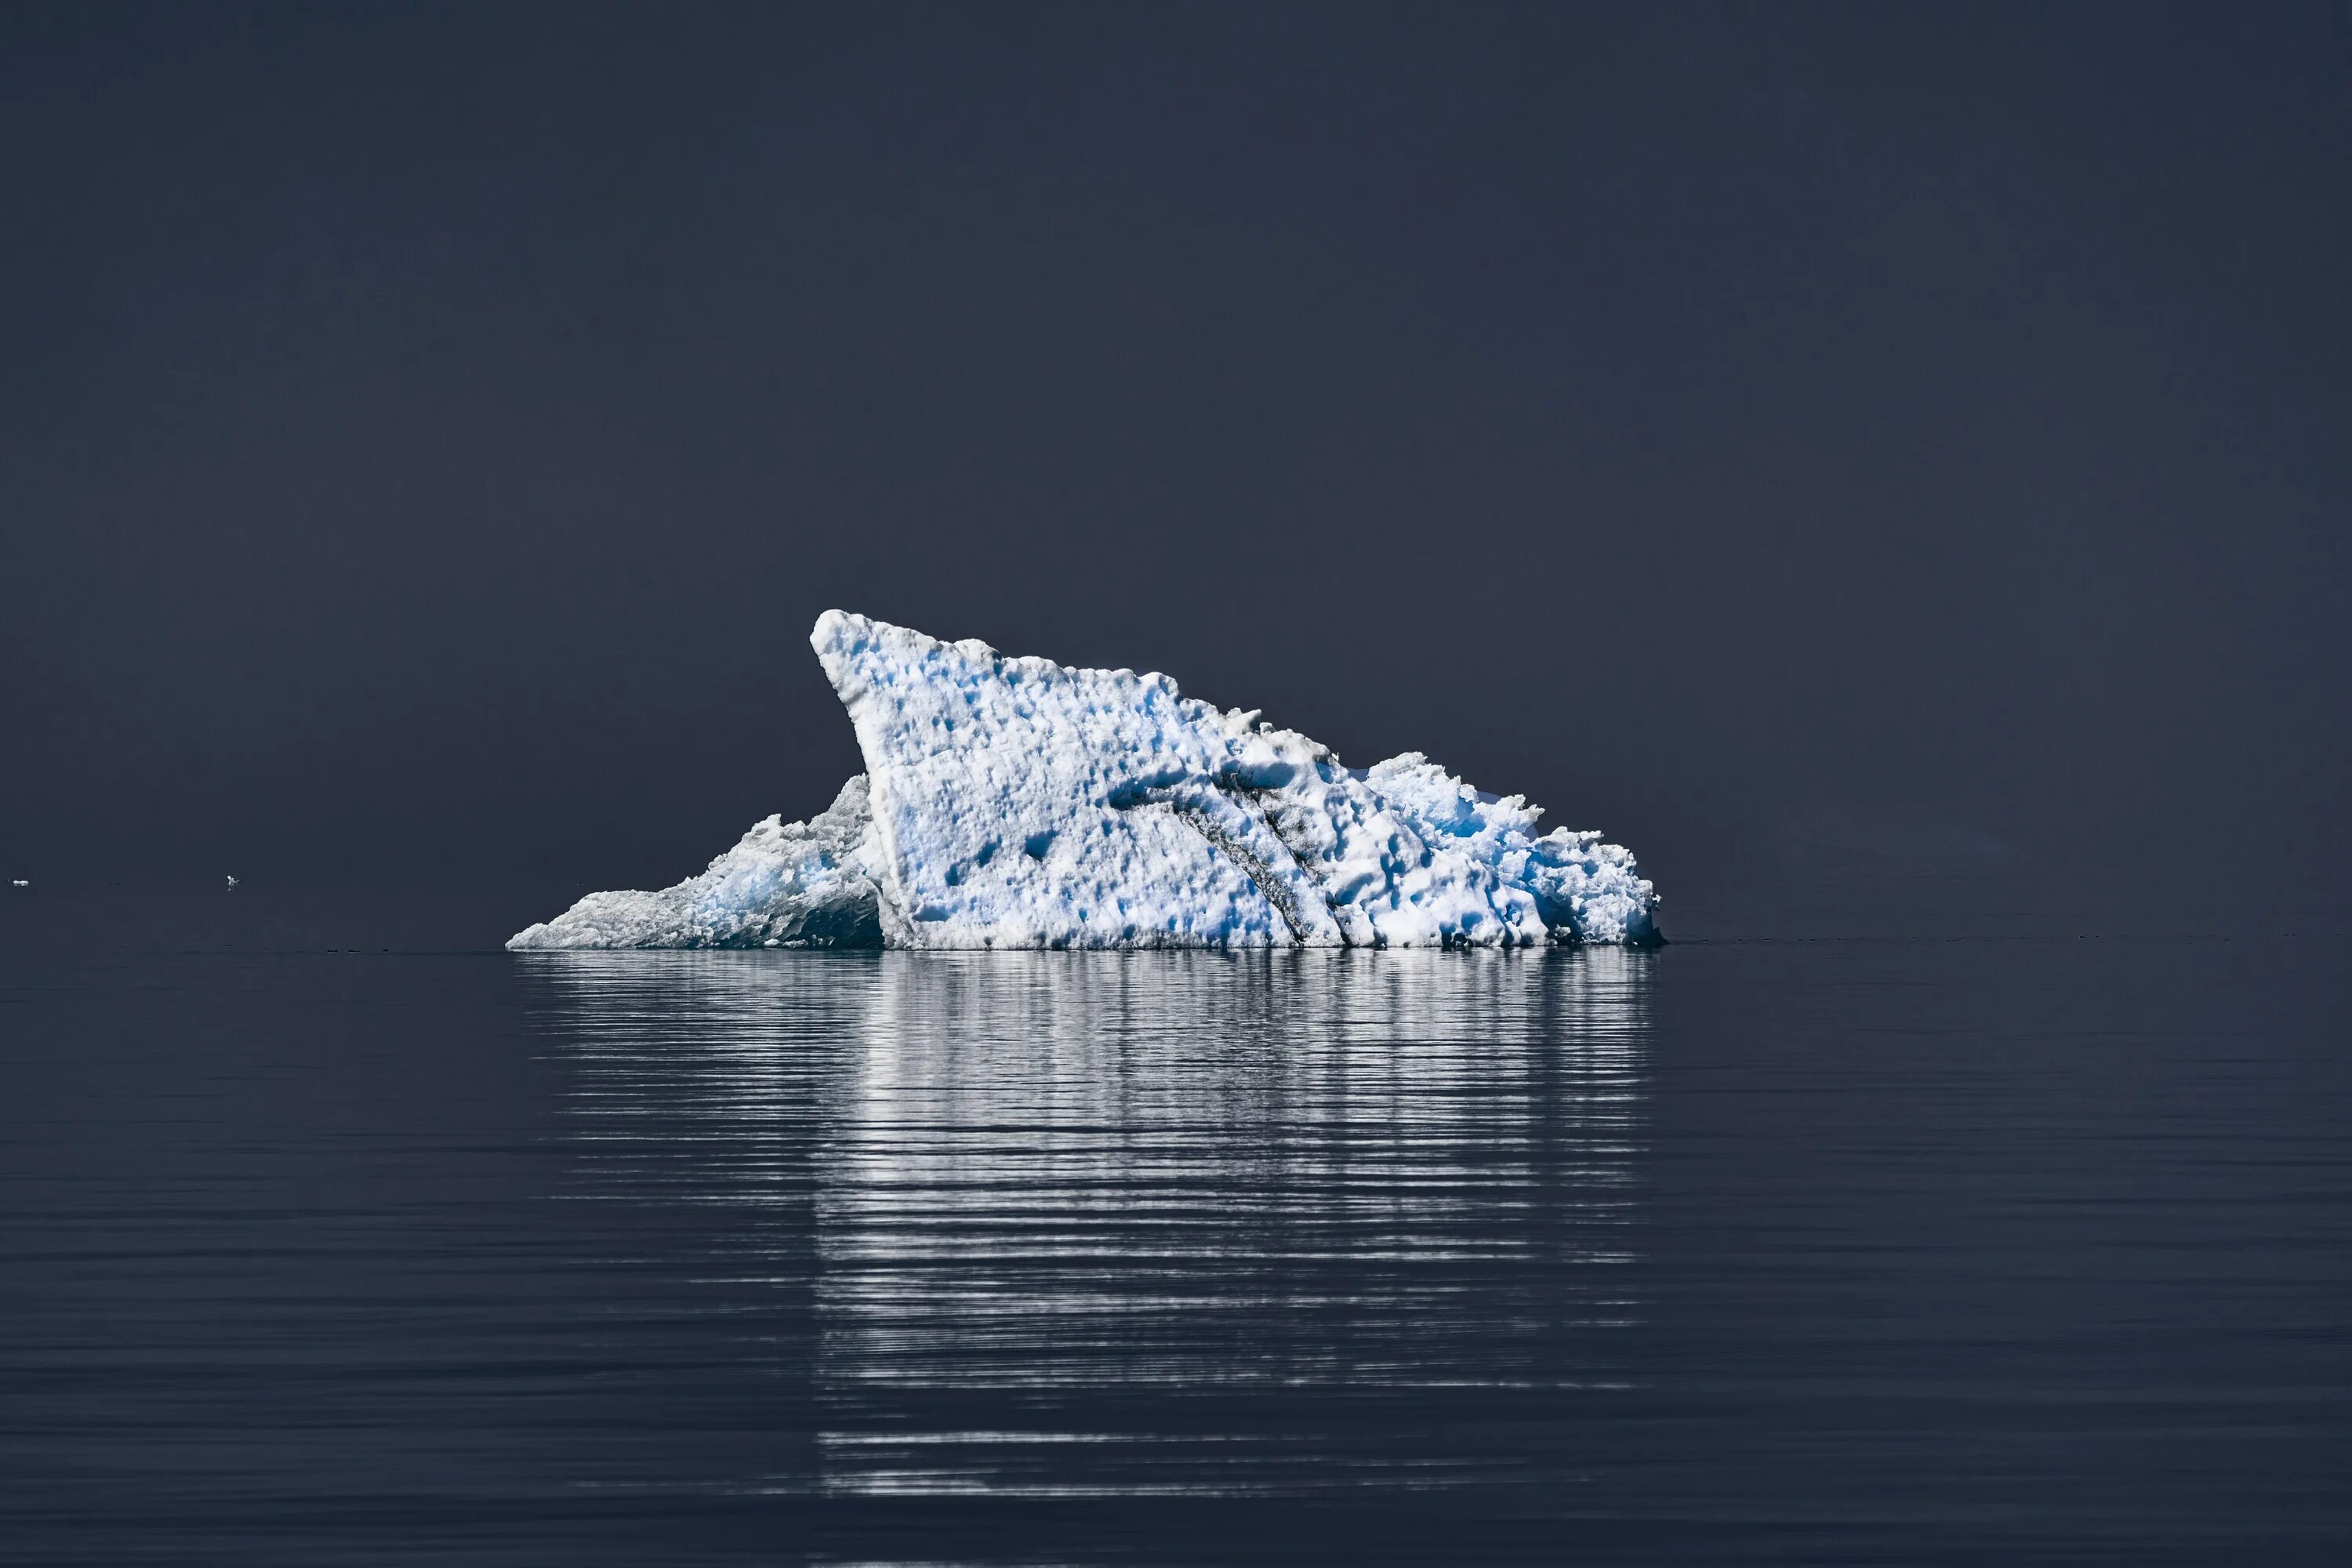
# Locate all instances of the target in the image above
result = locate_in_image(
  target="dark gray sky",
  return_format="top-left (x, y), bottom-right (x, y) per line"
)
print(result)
top-left (4, 2), bottom-right (2347, 917)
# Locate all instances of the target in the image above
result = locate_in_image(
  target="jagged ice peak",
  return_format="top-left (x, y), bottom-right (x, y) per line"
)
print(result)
top-left (507, 611), bottom-right (1659, 950)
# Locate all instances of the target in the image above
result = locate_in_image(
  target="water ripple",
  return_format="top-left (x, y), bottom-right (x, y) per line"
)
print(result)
top-left (535, 951), bottom-right (1654, 1504)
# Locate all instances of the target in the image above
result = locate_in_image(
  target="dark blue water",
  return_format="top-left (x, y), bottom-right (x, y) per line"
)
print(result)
top-left (5, 895), bottom-right (2348, 1563)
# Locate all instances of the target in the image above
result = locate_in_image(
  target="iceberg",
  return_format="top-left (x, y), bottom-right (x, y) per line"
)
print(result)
top-left (508, 612), bottom-right (1659, 951)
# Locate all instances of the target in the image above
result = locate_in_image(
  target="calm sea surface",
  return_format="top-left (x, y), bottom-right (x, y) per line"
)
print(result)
top-left (4, 896), bottom-right (2347, 1563)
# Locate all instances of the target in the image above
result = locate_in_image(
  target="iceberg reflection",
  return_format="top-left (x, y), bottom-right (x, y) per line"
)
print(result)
top-left (530, 949), bottom-right (1652, 1501)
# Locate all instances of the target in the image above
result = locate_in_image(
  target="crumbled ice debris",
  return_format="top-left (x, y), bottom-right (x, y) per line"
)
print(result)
top-left (507, 776), bottom-right (884, 949)
top-left (508, 613), bottom-right (1658, 952)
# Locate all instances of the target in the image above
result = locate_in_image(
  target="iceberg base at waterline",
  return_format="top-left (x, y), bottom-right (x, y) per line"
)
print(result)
top-left (507, 612), bottom-right (1660, 951)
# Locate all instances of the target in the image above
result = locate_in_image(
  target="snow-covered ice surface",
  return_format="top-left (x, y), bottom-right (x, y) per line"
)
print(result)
top-left (509, 612), bottom-right (1658, 950)
top-left (507, 776), bottom-right (883, 949)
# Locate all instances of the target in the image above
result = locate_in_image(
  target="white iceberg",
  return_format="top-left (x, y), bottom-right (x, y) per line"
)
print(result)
top-left (509, 612), bottom-right (1659, 951)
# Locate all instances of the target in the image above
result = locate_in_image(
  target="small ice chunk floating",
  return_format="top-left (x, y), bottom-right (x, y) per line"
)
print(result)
top-left (509, 612), bottom-right (1658, 950)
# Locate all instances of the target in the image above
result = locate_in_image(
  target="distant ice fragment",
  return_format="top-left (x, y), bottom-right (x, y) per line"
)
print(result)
top-left (508, 613), bottom-right (1659, 952)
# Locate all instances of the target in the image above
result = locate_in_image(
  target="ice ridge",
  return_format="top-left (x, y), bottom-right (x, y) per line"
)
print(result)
top-left (509, 612), bottom-right (1659, 951)
top-left (506, 775), bottom-right (883, 950)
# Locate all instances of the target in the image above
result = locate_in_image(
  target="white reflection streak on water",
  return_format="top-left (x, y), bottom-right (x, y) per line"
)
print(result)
top-left (535, 949), bottom-right (1652, 1501)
